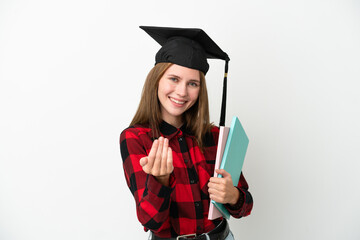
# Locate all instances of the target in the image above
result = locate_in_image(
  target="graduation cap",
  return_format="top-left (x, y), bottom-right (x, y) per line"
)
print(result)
top-left (140, 26), bottom-right (230, 126)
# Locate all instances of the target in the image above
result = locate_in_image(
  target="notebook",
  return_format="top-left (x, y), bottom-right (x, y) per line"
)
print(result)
top-left (208, 116), bottom-right (249, 219)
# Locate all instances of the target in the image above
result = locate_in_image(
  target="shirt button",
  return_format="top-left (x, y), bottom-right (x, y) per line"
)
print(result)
top-left (197, 226), bottom-right (201, 231)
top-left (190, 179), bottom-right (195, 184)
top-left (195, 202), bottom-right (200, 207)
top-left (178, 137), bottom-right (183, 142)
top-left (184, 159), bottom-right (188, 163)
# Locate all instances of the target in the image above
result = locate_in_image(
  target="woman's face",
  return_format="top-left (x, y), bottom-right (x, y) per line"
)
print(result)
top-left (158, 64), bottom-right (201, 127)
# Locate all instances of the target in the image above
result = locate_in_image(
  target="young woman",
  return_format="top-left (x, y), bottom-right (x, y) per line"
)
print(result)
top-left (120, 26), bottom-right (253, 240)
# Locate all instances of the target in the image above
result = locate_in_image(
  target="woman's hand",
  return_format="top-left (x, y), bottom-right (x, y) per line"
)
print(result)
top-left (208, 169), bottom-right (240, 205)
top-left (139, 137), bottom-right (174, 186)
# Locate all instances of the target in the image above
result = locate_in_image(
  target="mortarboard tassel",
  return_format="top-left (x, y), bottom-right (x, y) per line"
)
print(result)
top-left (219, 60), bottom-right (229, 127)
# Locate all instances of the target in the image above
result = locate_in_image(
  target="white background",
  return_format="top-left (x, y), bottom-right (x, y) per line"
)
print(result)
top-left (1, 0), bottom-right (360, 239)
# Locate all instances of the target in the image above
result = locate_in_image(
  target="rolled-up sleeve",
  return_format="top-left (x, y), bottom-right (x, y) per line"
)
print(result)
top-left (120, 128), bottom-right (175, 233)
top-left (225, 172), bottom-right (253, 218)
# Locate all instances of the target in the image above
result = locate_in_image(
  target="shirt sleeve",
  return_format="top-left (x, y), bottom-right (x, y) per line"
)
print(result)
top-left (120, 128), bottom-right (175, 233)
top-left (224, 172), bottom-right (253, 218)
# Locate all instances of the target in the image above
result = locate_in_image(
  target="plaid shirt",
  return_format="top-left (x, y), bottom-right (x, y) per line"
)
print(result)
top-left (120, 121), bottom-right (253, 238)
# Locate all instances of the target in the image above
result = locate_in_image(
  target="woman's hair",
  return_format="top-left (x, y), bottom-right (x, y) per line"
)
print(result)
top-left (130, 62), bottom-right (214, 148)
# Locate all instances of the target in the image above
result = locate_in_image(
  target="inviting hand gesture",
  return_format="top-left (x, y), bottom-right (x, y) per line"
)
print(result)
top-left (139, 137), bottom-right (174, 186)
top-left (208, 169), bottom-right (240, 205)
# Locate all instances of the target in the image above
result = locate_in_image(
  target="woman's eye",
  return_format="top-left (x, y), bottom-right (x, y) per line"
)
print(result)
top-left (189, 82), bottom-right (199, 87)
top-left (170, 77), bottom-right (178, 82)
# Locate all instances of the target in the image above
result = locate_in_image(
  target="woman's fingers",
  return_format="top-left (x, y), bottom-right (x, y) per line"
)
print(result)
top-left (208, 173), bottom-right (238, 204)
top-left (208, 183), bottom-right (226, 192)
top-left (208, 182), bottom-right (228, 203)
top-left (152, 137), bottom-right (164, 175)
top-left (141, 137), bottom-right (173, 177)
top-left (209, 193), bottom-right (225, 203)
top-left (139, 157), bottom-right (148, 167)
top-left (215, 169), bottom-right (231, 178)
top-left (167, 147), bottom-right (174, 173)
top-left (208, 177), bottom-right (226, 190)
top-left (160, 138), bottom-right (169, 175)
top-left (143, 139), bottom-right (158, 173)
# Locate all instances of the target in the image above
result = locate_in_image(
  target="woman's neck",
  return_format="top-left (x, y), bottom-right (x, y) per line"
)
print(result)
top-left (167, 119), bottom-right (183, 128)
top-left (162, 116), bottom-right (183, 128)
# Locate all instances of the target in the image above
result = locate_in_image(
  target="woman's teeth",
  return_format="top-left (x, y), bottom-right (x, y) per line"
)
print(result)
top-left (170, 97), bottom-right (185, 105)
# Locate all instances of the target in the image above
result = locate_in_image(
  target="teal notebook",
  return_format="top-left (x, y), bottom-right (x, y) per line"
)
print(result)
top-left (211, 116), bottom-right (249, 219)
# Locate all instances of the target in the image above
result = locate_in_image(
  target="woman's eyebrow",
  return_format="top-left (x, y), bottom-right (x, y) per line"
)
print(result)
top-left (167, 74), bottom-right (200, 82)
top-left (167, 74), bottom-right (181, 79)
top-left (189, 79), bottom-right (200, 83)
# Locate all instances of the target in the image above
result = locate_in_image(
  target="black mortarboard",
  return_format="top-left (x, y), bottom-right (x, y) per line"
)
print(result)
top-left (140, 26), bottom-right (230, 126)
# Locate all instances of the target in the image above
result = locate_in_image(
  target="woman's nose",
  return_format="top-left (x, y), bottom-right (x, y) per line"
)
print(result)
top-left (175, 83), bottom-right (187, 97)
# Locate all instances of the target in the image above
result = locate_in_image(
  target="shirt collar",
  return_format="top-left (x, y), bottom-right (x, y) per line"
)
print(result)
top-left (159, 121), bottom-right (192, 140)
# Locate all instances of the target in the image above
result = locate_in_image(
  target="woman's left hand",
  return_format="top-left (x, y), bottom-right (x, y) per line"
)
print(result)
top-left (208, 169), bottom-right (240, 205)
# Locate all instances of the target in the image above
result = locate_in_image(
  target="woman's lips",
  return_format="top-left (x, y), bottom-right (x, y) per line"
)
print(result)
top-left (169, 97), bottom-right (186, 105)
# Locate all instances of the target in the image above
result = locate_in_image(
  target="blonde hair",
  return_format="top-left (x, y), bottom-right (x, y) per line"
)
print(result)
top-left (130, 63), bottom-right (213, 148)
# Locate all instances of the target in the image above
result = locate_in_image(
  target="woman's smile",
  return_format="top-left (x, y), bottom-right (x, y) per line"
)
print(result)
top-left (169, 96), bottom-right (187, 105)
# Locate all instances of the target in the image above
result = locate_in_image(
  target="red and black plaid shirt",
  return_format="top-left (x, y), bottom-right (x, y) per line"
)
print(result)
top-left (120, 121), bottom-right (253, 238)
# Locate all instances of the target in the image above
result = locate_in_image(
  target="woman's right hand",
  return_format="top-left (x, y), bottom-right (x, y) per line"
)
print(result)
top-left (139, 137), bottom-right (174, 186)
